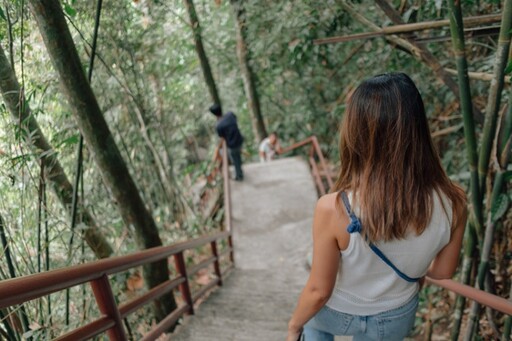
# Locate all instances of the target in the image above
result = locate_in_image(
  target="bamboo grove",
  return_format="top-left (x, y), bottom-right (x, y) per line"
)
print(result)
top-left (0, 0), bottom-right (510, 339)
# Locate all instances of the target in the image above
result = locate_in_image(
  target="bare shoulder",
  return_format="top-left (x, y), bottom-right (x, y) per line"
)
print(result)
top-left (316, 192), bottom-right (339, 212)
top-left (315, 192), bottom-right (346, 224)
top-left (315, 192), bottom-right (350, 250)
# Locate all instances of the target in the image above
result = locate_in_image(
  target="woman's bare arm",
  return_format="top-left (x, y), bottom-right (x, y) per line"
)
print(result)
top-left (427, 206), bottom-right (467, 279)
top-left (286, 193), bottom-right (349, 340)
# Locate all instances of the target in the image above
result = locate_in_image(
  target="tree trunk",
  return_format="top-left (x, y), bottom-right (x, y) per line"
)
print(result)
top-left (28, 0), bottom-right (177, 323)
top-left (115, 44), bottom-right (189, 226)
top-left (230, 0), bottom-right (267, 142)
top-left (184, 0), bottom-right (222, 106)
top-left (132, 103), bottom-right (188, 224)
top-left (0, 44), bottom-right (113, 259)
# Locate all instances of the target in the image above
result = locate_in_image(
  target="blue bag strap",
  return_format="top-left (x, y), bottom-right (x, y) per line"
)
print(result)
top-left (340, 191), bottom-right (420, 283)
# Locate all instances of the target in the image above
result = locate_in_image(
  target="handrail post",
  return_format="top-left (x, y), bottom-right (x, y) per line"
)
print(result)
top-left (221, 139), bottom-right (233, 233)
top-left (311, 136), bottom-right (334, 190)
top-left (309, 156), bottom-right (326, 195)
top-left (221, 140), bottom-right (235, 266)
top-left (90, 274), bottom-right (127, 341)
top-left (210, 241), bottom-right (223, 286)
top-left (228, 236), bottom-right (235, 264)
top-left (173, 252), bottom-right (194, 315)
top-left (206, 140), bottom-right (224, 183)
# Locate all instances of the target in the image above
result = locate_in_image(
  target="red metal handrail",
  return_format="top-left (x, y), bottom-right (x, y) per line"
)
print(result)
top-left (426, 277), bottom-right (512, 315)
top-left (279, 135), bottom-right (335, 195)
top-left (0, 140), bottom-right (234, 341)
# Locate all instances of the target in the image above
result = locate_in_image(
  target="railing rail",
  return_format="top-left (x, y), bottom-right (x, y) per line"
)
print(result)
top-left (0, 140), bottom-right (234, 341)
top-left (279, 135), bottom-right (335, 195)
top-left (426, 278), bottom-right (512, 315)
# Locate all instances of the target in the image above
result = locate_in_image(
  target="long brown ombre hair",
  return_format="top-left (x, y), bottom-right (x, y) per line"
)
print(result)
top-left (333, 73), bottom-right (466, 242)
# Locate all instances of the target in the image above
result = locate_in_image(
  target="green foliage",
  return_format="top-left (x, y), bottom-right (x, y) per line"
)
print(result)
top-left (506, 60), bottom-right (512, 82)
top-left (491, 193), bottom-right (509, 223)
top-left (63, 3), bottom-right (77, 17)
top-left (505, 61), bottom-right (512, 74)
top-left (0, 0), bottom-right (509, 337)
top-left (504, 170), bottom-right (512, 182)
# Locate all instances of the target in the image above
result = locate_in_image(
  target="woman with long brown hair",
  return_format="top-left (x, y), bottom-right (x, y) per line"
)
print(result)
top-left (287, 73), bottom-right (467, 341)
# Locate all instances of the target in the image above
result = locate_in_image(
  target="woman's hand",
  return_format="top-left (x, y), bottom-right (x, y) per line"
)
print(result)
top-left (285, 326), bottom-right (303, 341)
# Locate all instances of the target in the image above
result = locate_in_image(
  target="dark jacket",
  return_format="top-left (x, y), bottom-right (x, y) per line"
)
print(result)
top-left (216, 112), bottom-right (244, 148)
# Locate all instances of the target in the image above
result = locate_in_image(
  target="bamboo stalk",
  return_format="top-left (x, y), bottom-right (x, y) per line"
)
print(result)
top-left (467, 133), bottom-right (512, 339)
top-left (446, 1), bottom-right (484, 338)
top-left (499, 71), bottom-right (512, 341)
top-left (184, 0), bottom-right (222, 106)
top-left (450, 224), bottom-right (476, 341)
top-left (0, 309), bottom-right (18, 341)
top-left (314, 14), bottom-right (502, 44)
top-left (465, 2), bottom-right (512, 337)
top-left (338, 0), bottom-right (419, 56)
top-left (447, 0), bottom-right (483, 237)
top-left (477, 0), bottom-right (512, 193)
top-left (498, 74), bottom-right (512, 160)
top-left (445, 68), bottom-right (511, 83)
top-left (431, 123), bottom-right (463, 138)
top-left (230, 0), bottom-right (268, 142)
top-left (503, 283), bottom-right (512, 340)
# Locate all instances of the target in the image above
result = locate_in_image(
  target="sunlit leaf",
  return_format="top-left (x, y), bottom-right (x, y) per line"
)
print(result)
top-left (56, 134), bottom-right (79, 148)
top-left (64, 3), bottom-right (77, 17)
top-left (491, 194), bottom-right (509, 223)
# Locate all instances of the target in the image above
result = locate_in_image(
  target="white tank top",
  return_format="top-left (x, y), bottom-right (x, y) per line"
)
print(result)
top-left (325, 191), bottom-right (452, 315)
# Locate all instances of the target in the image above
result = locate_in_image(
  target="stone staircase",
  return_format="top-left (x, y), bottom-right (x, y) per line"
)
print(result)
top-left (171, 157), bottom-right (319, 340)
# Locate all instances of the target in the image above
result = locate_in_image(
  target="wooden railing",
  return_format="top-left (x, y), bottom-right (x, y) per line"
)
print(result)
top-left (0, 140), bottom-right (234, 341)
top-left (279, 135), bottom-right (335, 195)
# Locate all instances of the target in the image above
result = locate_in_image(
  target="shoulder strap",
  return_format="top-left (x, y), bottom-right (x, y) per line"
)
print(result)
top-left (340, 192), bottom-right (362, 233)
top-left (367, 244), bottom-right (420, 283)
top-left (339, 191), bottom-right (420, 283)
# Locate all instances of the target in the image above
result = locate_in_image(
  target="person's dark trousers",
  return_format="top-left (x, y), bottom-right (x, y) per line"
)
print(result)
top-left (228, 147), bottom-right (243, 180)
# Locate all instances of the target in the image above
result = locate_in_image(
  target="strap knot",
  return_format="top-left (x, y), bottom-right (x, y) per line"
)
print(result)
top-left (346, 215), bottom-right (362, 233)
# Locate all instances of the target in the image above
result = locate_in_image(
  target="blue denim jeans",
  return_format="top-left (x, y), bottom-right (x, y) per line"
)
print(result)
top-left (302, 294), bottom-right (418, 341)
top-left (228, 147), bottom-right (243, 180)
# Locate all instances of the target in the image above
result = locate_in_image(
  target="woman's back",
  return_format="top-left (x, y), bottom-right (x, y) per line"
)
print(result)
top-left (326, 190), bottom-right (453, 315)
top-left (287, 73), bottom-right (467, 341)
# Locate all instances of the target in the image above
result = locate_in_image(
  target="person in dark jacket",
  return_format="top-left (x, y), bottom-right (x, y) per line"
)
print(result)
top-left (210, 104), bottom-right (244, 181)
